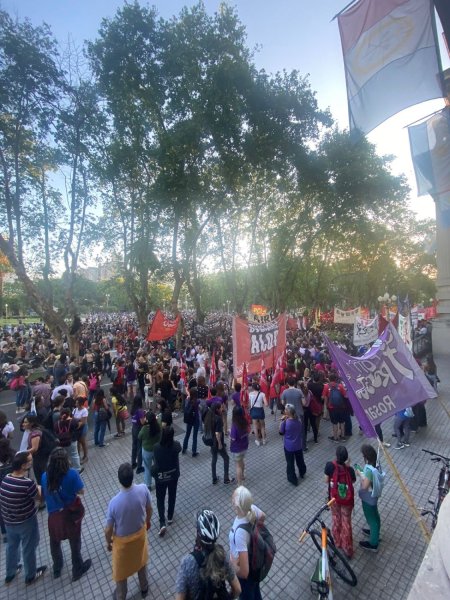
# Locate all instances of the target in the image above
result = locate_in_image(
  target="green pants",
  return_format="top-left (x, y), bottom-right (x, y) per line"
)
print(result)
top-left (362, 501), bottom-right (380, 547)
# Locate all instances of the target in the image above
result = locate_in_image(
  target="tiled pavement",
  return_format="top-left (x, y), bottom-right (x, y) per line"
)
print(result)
top-left (1, 364), bottom-right (449, 600)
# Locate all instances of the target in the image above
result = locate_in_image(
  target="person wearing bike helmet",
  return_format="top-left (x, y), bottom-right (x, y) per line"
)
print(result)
top-left (175, 509), bottom-right (241, 599)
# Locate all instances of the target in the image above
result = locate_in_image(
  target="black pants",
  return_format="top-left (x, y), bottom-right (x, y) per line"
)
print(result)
top-left (50, 534), bottom-right (83, 577)
top-left (284, 448), bottom-right (306, 484)
top-left (211, 445), bottom-right (230, 481)
top-left (155, 479), bottom-right (178, 527)
top-left (131, 425), bottom-right (142, 468)
top-left (303, 408), bottom-right (318, 443)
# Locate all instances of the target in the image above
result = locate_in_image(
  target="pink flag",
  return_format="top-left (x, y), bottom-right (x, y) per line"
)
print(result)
top-left (260, 358), bottom-right (269, 395)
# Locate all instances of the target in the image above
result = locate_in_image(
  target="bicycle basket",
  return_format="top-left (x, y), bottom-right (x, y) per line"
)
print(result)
top-left (310, 557), bottom-right (329, 595)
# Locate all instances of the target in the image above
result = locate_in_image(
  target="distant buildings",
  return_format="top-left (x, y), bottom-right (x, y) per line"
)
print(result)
top-left (78, 260), bottom-right (120, 282)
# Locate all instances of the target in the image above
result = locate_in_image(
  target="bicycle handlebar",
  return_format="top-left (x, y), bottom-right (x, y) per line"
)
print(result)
top-left (298, 498), bottom-right (335, 543)
top-left (422, 448), bottom-right (450, 463)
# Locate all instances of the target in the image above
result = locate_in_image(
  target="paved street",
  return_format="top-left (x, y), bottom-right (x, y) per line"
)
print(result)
top-left (0, 363), bottom-right (449, 600)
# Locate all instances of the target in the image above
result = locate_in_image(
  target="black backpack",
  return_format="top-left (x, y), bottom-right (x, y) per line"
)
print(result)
top-left (183, 399), bottom-right (197, 425)
top-left (234, 521), bottom-right (276, 582)
top-left (39, 428), bottom-right (59, 456)
top-left (191, 551), bottom-right (231, 600)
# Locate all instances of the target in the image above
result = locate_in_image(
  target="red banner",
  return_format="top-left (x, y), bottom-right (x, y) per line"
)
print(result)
top-left (232, 314), bottom-right (286, 378)
top-left (147, 310), bottom-right (180, 342)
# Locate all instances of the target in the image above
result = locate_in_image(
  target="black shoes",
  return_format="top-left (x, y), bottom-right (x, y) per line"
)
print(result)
top-left (72, 559), bottom-right (92, 582)
top-left (25, 565), bottom-right (47, 585)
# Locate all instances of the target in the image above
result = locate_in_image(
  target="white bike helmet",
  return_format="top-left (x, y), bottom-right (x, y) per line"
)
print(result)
top-left (197, 509), bottom-right (220, 546)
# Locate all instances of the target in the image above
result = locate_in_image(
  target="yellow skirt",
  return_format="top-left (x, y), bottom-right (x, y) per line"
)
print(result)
top-left (112, 525), bottom-right (148, 582)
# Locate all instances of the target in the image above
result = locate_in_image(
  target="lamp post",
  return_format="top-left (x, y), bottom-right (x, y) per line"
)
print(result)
top-left (5, 303), bottom-right (8, 320)
top-left (105, 293), bottom-right (110, 310)
top-left (226, 300), bottom-right (230, 315)
top-left (377, 292), bottom-right (397, 318)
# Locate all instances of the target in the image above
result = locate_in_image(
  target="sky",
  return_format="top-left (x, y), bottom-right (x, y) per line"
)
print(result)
top-left (2, 0), bottom-right (449, 220)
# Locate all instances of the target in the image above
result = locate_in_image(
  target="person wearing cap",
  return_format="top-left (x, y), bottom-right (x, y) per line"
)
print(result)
top-left (175, 508), bottom-right (240, 599)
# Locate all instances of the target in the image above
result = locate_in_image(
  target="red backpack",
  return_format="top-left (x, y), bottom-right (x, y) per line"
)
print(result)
top-left (330, 461), bottom-right (354, 506)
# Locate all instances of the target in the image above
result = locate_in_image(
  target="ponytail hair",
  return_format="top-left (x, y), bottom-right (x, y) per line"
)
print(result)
top-left (202, 543), bottom-right (228, 586)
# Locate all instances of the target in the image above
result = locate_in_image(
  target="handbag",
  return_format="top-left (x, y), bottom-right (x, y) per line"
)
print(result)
top-left (118, 406), bottom-right (129, 420)
top-left (65, 496), bottom-right (85, 525)
top-left (309, 392), bottom-right (323, 417)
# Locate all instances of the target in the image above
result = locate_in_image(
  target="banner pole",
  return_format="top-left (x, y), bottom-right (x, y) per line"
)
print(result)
top-left (330, 0), bottom-right (359, 21)
top-left (378, 441), bottom-right (431, 544)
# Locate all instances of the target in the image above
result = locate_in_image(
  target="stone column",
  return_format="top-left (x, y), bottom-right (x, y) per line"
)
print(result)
top-left (432, 192), bottom-right (450, 356)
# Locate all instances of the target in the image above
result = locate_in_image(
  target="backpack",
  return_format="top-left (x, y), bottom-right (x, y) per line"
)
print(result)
top-left (191, 551), bottom-right (231, 600)
top-left (329, 385), bottom-right (344, 408)
top-left (55, 420), bottom-right (73, 447)
top-left (39, 428), bottom-right (59, 456)
top-left (201, 408), bottom-right (215, 446)
top-left (330, 461), bottom-right (354, 506)
top-left (98, 407), bottom-right (111, 422)
top-left (183, 399), bottom-right (196, 425)
top-left (234, 521), bottom-right (276, 582)
top-left (88, 375), bottom-right (99, 391)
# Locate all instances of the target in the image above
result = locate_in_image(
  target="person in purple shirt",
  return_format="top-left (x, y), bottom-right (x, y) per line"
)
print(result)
top-left (231, 383), bottom-right (241, 408)
top-left (230, 407), bottom-right (249, 485)
top-left (279, 404), bottom-right (306, 486)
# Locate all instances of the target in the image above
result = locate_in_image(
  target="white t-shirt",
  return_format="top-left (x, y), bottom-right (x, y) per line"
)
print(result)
top-left (229, 504), bottom-right (264, 559)
top-left (73, 407), bottom-right (88, 420)
top-left (1, 421), bottom-right (14, 438)
top-left (249, 390), bottom-right (266, 409)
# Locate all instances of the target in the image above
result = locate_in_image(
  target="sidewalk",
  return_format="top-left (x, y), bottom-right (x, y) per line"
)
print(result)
top-left (1, 367), bottom-right (449, 600)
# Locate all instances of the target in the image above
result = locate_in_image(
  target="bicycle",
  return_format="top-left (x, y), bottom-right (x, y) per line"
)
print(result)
top-left (299, 498), bottom-right (357, 599)
top-left (420, 448), bottom-right (450, 529)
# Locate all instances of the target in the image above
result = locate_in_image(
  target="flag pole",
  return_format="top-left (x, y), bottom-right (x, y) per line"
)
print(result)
top-left (330, 0), bottom-right (359, 22)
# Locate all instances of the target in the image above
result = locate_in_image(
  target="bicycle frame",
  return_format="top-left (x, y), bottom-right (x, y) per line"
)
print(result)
top-left (421, 449), bottom-right (450, 529)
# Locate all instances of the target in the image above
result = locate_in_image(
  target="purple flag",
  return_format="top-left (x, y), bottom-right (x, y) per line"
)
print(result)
top-left (325, 323), bottom-right (436, 437)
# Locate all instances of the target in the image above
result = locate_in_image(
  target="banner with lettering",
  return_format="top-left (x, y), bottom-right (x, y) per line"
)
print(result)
top-left (147, 309), bottom-right (180, 342)
top-left (353, 316), bottom-right (379, 347)
top-left (334, 307), bottom-right (361, 324)
top-left (232, 314), bottom-right (286, 378)
top-left (325, 323), bottom-right (436, 437)
top-left (398, 314), bottom-right (413, 351)
top-left (250, 304), bottom-right (268, 316)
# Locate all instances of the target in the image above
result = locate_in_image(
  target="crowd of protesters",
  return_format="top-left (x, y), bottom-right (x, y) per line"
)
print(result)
top-left (0, 310), bottom-right (438, 597)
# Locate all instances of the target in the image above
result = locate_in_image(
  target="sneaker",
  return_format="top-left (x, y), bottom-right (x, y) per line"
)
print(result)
top-left (158, 526), bottom-right (166, 537)
top-left (114, 433), bottom-right (121, 438)
top-left (394, 444), bottom-right (405, 450)
top-left (98, 443), bottom-right (110, 448)
top-left (382, 442), bottom-right (391, 448)
top-left (362, 528), bottom-right (371, 536)
top-left (141, 588), bottom-right (149, 599)
top-left (212, 477), bottom-right (220, 485)
top-left (181, 449), bottom-right (187, 455)
top-left (255, 439), bottom-right (261, 447)
top-left (224, 477), bottom-right (236, 485)
top-left (132, 463), bottom-right (138, 469)
top-left (192, 452), bottom-right (199, 457)
top-left (167, 519), bottom-right (173, 525)
top-left (403, 443), bottom-right (410, 448)
top-left (78, 467), bottom-right (84, 475)
top-left (25, 565), bottom-right (47, 584)
top-left (359, 540), bottom-right (378, 552)
top-left (136, 467), bottom-right (145, 474)
top-left (262, 438), bottom-right (267, 446)
top-left (72, 559), bottom-right (92, 582)
top-left (5, 564), bottom-right (22, 584)
top-left (271, 410), bottom-right (274, 415)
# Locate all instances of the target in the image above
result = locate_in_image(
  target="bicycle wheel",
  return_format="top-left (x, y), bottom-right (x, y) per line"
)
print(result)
top-left (309, 529), bottom-right (357, 587)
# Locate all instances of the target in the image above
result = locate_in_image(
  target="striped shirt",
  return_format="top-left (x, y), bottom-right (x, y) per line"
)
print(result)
top-left (0, 474), bottom-right (38, 525)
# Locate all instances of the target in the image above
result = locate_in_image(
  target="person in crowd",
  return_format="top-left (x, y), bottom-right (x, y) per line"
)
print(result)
top-left (105, 463), bottom-right (152, 599)
top-left (111, 385), bottom-right (127, 438)
top-left (216, 380), bottom-right (229, 436)
top-left (248, 382), bottom-right (268, 446)
top-left (73, 396), bottom-right (89, 463)
top-left (281, 376), bottom-right (304, 418)
top-left (393, 408), bottom-right (412, 450)
top-left (0, 437), bottom-right (15, 543)
top-left (279, 404), bottom-right (306, 486)
top-left (175, 508), bottom-right (241, 600)
top-left (324, 445), bottom-right (356, 559)
top-left (87, 369), bottom-right (100, 406)
top-left (24, 414), bottom-right (50, 486)
top-left (138, 411), bottom-right (161, 491)
top-left (0, 451), bottom-right (47, 584)
top-left (230, 406), bottom-right (249, 486)
top-left (204, 402), bottom-right (235, 486)
top-left (356, 444), bottom-right (384, 552)
top-left (0, 409), bottom-right (14, 439)
top-left (32, 375), bottom-right (52, 408)
top-left (125, 359), bottom-right (138, 401)
top-left (322, 373), bottom-right (348, 442)
top-left (92, 389), bottom-right (110, 448)
top-left (182, 387), bottom-right (200, 456)
top-left (131, 395), bottom-right (146, 474)
top-left (54, 408), bottom-right (83, 474)
top-left (41, 448), bottom-right (91, 580)
top-left (231, 382), bottom-right (242, 408)
top-left (156, 397), bottom-right (173, 429)
top-left (229, 486), bottom-right (266, 600)
top-left (152, 425), bottom-right (181, 537)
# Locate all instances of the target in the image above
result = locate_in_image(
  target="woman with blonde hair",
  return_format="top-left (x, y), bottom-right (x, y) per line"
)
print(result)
top-left (229, 486), bottom-right (266, 599)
